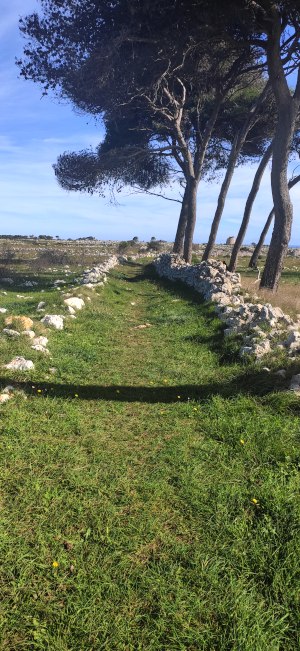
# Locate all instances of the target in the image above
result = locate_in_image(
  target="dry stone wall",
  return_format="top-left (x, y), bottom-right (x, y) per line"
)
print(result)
top-left (154, 254), bottom-right (300, 391)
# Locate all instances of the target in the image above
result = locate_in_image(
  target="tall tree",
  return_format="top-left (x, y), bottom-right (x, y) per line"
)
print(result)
top-left (206, 0), bottom-right (300, 290)
top-left (202, 81), bottom-right (275, 261)
top-left (228, 142), bottom-right (273, 271)
top-left (18, 0), bottom-right (258, 262)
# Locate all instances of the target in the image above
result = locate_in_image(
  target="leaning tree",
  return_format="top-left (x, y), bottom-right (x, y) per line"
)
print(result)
top-left (200, 0), bottom-right (300, 290)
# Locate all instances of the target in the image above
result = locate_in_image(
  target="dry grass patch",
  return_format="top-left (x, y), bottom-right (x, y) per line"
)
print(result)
top-left (241, 276), bottom-right (300, 317)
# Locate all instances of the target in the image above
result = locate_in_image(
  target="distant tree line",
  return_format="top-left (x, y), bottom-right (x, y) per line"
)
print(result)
top-left (18, 0), bottom-right (300, 291)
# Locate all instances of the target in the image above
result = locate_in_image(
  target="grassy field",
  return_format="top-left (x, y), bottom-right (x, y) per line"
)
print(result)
top-left (0, 250), bottom-right (299, 649)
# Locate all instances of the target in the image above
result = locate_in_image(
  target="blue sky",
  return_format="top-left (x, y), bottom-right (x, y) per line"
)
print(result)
top-left (1, 1), bottom-right (300, 243)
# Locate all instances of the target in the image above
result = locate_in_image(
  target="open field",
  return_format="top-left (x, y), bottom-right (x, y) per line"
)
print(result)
top-left (0, 244), bottom-right (299, 649)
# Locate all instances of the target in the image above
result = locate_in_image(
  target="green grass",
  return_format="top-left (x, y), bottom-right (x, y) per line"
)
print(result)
top-left (0, 262), bottom-right (299, 650)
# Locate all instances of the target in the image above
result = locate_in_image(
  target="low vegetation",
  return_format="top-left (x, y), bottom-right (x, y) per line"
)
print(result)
top-left (0, 248), bottom-right (299, 649)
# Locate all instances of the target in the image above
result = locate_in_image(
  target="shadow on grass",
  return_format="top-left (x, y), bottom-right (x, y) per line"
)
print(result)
top-left (0, 369), bottom-right (293, 404)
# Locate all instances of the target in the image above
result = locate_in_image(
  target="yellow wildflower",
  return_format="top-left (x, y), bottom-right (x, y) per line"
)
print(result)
top-left (240, 439), bottom-right (245, 445)
top-left (52, 561), bottom-right (59, 568)
top-left (251, 498), bottom-right (259, 505)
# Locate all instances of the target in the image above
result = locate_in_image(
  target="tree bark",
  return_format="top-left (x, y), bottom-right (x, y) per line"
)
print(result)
top-left (260, 104), bottom-right (299, 291)
top-left (182, 94), bottom-right (225, 262)
top-left (249, 173), bottom-right (300, 268)
top-left (259, 10), bottom-right (300, 292)
top-left (249, 209), bottom-right (274, 268)
top-left (202, 134), bottom-right (239, 261)
top-left (228, 142), bottom-right (273, 272)
top-left (202, 83), bottom-right (271, 262)
top-left (183, 178), bottom-right (198, 263)
top-left (173, 185), bottom-right (189, 255)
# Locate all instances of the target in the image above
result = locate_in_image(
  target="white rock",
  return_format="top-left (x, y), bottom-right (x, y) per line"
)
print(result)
top-left (66, 305), bottom-right (76, 315)
top-left (33, 336), bottom-right (48, 347)
top-left (31, 344), bottom-right (50, 354)
top-left (41, 315), bottom-right (64, 330)
top-left (2, 328), bottom-right (20, 338)
top-left (64, 297), bottom-right (85, 310)
top-left (37, 301), bottom-right (46, 310)
top-left (23, 280), bottom-right (38, 287)
top-left (0, 308), bottom-right (7, 313)
top-left (5, 357), bottom-right (34, 371)
top-left (0, 394), bottom-right (11, 404)
top-left (252, 340), bottom-right (271, 357)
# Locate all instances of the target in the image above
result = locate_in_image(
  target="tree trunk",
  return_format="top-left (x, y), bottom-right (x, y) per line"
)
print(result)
top-left (260, 104), bottom-right (299, 291)
top-left (202, 83), bottom-right (271, 262)
top-left (173, 185), bottom-right (189, 255)
top-left (202, 134), bottom-right (239, 261)
top-left (249, 173), bottom-right (300, 268)
top-left (228, 142), bottom-right (273, 272)
top-left (259, 11), bottom-right (300, 292)
top-left (249, 209), bottom-right (274, 268)
top-left (183, 179), bottom-right (198, 263)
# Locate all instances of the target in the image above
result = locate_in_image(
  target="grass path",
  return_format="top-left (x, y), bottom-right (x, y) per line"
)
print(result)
top-left (0, 262), bottom-right (299, 650)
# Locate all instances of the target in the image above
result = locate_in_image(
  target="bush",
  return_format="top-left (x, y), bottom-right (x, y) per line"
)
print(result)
top-left (147, 240), bottom-right (164, 252)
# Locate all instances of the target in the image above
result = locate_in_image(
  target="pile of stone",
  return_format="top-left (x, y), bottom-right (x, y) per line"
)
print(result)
top-left (154, 254), bottom-right (300, 366)
top-left (81, 255), bottom-right (119, 286)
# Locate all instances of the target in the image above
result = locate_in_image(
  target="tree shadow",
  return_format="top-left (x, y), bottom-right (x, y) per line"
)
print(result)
top-left (0, 369), bottom-right (292, 405)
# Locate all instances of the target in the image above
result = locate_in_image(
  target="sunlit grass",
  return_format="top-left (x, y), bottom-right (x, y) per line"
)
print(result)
top-left (0, 261), bottom-right (299, 649)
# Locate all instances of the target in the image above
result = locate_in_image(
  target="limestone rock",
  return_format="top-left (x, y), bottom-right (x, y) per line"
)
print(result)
top-left (0, 394), bottom-right (11, 404)
top-left (2, 328), bottom-right (20, 338)
top-left (5, 356), bottom-right (34, 371)
top-left (32, 336), bottom-right (48, 347)
top-left (23, 280), bottom-right (38, 287)
top-left (64, 297), bottom-right (85, 310)
top-left (31, 344), bottom-right (50, 354)
top-left (41, 315), bottom-right (64, 330)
